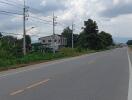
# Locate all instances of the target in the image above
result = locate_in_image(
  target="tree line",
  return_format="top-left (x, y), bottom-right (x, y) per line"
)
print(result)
top-left (62, 19), bottom-right (113, 50)
top-left (0, 18), bottom-right (114, 58)
top-left (127, 40), bottom-right (132, 45)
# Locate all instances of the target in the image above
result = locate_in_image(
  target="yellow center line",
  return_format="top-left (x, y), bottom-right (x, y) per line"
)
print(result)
top-left (10, 78), bottom-right (50, 96)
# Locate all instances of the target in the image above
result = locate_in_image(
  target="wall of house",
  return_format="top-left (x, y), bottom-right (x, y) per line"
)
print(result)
top-left (39, 35), bottom-right (67, 50)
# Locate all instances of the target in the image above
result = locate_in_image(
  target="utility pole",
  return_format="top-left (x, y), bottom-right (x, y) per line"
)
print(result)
top-left (23, 0), bottom-right (29, 55)
top-left (72, 22), bottom-right (74, 49)
top-left (52, 12), bottom-right (57, 54)
top-left (23, 0), bottom-right (26, 55)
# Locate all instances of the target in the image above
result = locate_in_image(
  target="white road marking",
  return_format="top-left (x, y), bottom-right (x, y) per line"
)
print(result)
top-left (10, 89), bottom-right (24, 96)
top-left (127, 50), bottom-right (132, 100)
top-left (26, 79), bottom-right (50, 89)
top-left (10, 78), bottom-right (50, 96)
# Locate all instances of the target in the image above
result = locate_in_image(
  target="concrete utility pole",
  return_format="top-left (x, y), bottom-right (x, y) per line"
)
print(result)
top-left (23, 0), bottom-right (29, 55)
top-left (72, 22), bottom-right (74, 49)
top-left (52, 12), bottom-right (57, 54)
top-left (23, 0), bottom-right (26, 55)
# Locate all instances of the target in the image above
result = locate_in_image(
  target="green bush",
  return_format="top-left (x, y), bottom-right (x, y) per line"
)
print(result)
top-left (59, 48), bottom-right (80, 57)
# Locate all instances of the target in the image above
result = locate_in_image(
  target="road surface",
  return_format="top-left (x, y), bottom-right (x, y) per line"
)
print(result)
top-left (0, 47), bottom-right (131, 100)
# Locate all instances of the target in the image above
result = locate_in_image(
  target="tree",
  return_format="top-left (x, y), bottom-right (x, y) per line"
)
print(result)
top-left (61, 27), bottom-right (79, 48)
top-left (2, 35), bottom-right (17, 43)
top-left (0, 35), bottom-right (18, 57)
top-left (0, 32), bottom-right (2, 38)
top-left (0, 35), bottom-right (32, 57)
top-left (73, 34), bottom-right (79, 47)
top-left (99, 31), bottom-right (113, 48)
top-left (78, 19), bottom-right (100, 49)
top-left (1, 35), bottom-right (17, 50)
top-left (127, 40), bottom-right (132, 45)
top-left (61, 27), bottom-right (72, 47)
top-left (0, 33), bottom-right (2, 47)
top-left (25, 35), bottom-right (32, 52)
top-left (25, 35), bottom-right (31, 44)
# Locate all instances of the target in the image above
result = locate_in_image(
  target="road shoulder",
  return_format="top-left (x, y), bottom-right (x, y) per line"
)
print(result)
top-left (127, 49), bottom-right (132, 100)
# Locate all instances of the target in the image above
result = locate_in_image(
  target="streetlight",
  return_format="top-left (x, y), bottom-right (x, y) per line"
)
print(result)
top-left (23, 26), bottom-right (35, 55)
top-left (26, 27), bottom-right (35, 32)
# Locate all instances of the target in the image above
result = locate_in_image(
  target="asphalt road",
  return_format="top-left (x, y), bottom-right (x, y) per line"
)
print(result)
top-left (0, 47), bottom-right (131, 100)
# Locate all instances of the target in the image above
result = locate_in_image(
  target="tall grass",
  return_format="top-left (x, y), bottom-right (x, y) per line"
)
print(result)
top-left (0, 48), bottom-right (95, 70)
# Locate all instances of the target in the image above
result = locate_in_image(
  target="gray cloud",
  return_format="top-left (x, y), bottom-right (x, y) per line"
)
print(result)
top-left (0, 0), bottom-right (132, 41)
top-left (0, 18), bottom-right (22, 33)
top-left (28, 0), bottom-right (67, 15)
top-left (100, 3), bottom-right (132, 18)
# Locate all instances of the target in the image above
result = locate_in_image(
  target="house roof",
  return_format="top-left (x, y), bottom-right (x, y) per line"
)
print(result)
top-left (39, 34), bottom-right (66, 40)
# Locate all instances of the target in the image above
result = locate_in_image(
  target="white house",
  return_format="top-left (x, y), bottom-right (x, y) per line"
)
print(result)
top-left (39, 34), bottom-right (67, 50)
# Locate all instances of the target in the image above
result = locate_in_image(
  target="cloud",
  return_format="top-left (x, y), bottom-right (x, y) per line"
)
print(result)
top-left (113, 0), bottom-right (119, 5)
top-left (0, 0), bottom-right (132, 41)
top-left (98, 13), bottom-right (132, 38)
top-left (28, 0), bottom-right (67, 15)
top-left (41, 0), bottom-right (47, 6)
top-left (57, 0), bottom-right (92, 24)
top-left (100, 0), bottom-right (132, 18)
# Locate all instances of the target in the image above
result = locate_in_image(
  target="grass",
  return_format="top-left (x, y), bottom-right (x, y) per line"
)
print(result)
top-left (0, 48), bottom-right (96, 71)
top-left (129, 45), bottom-right (132, 51)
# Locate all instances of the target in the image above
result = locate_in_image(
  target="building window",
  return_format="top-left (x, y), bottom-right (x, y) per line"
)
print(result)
top-left (43, 40), bottom-right (45, 43)
top-left (59, 39), bottom-right (60, 43)
top-left (54, 39), bottom-right (57, 42)
top-left (48, 40), bottom-right (51, 42)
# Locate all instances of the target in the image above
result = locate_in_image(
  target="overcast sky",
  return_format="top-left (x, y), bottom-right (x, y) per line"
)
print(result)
top-left (0, 0), bottom-right (132, 42)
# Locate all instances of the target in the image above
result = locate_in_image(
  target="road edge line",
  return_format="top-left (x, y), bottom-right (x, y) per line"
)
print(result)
top-left (127, 49), bottom-right (132, 100)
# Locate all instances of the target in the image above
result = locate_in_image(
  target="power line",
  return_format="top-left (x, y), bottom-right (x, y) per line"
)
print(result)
top-left (0, 1), bottom-right (23, 8)
top-left (28, 7), bottom-right (53, 19)
top-left (56, 22), bottom-right (68, 27)
top-left (30, 15), bottom-right (52, 23)
top-left (3, 1), bottom-right (52, 20)
top-left (0, 10), bottom-right (22, 15)
top-left (0, 12), bottom-right (13, 16)
top-left (28, 17), bottom-right (53, 25)
top-left (0, 1), bottom-right (75, 28)
top-left (2, 0), bottom-right (24, 6)
top-left (0, 0), bottom-right (32, 15)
